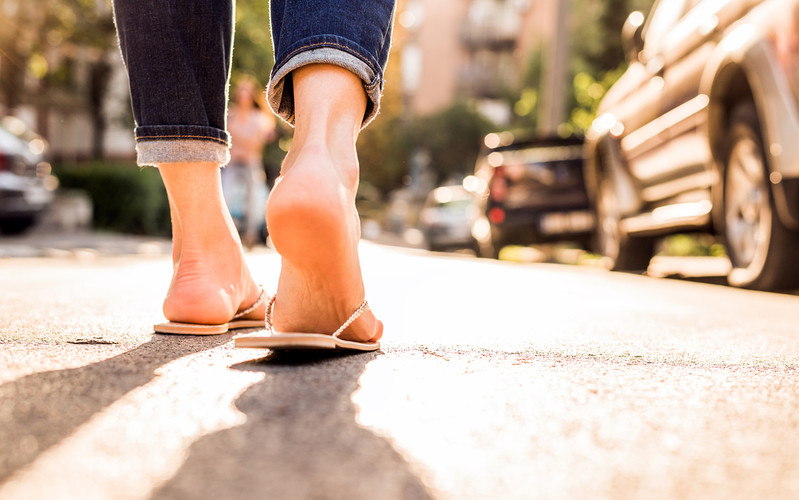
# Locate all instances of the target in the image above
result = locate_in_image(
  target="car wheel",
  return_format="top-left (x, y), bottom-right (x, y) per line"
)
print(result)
top-left (722, 103), bottom-right (799, 290)
top-left (476, 234), bottom-right (501, 259)
top-left (0, 217), bottom-right (36, 235)
top-left (595, 174), bottom-right (653, 271)
top-left (470, 239), bottom-right (481, 256)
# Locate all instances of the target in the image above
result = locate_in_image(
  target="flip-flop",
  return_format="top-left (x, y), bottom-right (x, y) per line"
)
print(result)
top-left (233, 295), bottom-right (380, 351)
top-left (154, 289), bottom-right (267, 335)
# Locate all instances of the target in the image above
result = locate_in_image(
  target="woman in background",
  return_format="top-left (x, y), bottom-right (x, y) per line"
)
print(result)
top-left (224, 76), bottom-right (276, 247)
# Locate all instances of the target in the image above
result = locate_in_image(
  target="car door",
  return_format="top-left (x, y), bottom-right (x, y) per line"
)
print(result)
top-left (617, 0), bottom-right (693, 210)
top-left (638, 0), bottom-right (734, 208)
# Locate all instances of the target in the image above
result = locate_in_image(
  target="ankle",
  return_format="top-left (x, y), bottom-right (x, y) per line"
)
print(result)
top-left (283, 142), bottom-right (359, 193)
top-left (289, 64), bottom-right (366, 192)
top-left (158, 162), bottom-right (242, 248)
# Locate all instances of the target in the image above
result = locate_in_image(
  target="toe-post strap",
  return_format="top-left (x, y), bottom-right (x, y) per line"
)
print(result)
top-left (265, 296), bottom-right (369, 338)
top-left (232, 287), bottom-right (266, 320)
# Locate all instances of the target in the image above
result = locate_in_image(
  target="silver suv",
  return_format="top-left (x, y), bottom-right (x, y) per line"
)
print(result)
top-left (584, 0), bottom-right (799, 290)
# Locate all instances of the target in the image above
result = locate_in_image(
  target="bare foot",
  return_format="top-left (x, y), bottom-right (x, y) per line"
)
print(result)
top-left (266, 145), bottom-right (383, 343)
top-left (265, 64), bottom-right (382, 343)
top-left (162, 234), bottom-right (265, 325)
top-left (159, 162), bottom-right (265, 325)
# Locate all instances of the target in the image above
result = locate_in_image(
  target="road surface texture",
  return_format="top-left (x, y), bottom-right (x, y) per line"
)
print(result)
top-left (1, 241), bottom-right (798, 499)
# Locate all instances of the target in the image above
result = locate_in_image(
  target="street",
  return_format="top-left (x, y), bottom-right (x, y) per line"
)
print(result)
top-left (1, 240), bottom-right (799, 499)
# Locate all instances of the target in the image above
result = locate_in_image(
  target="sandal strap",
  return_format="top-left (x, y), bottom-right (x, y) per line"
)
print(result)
top-left (232, 288), bottom-right (266, 320)
top-left (332, 301), bottom-right (369, 338)
top-left (265, 296), bottom-right (369, 338)
top-left (265, 294), bottom-right (277, 333)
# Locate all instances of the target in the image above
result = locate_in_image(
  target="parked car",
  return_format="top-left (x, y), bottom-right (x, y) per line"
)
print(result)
top-left (585, 0), bottom-right (799, 290)
top-left (419, 184), bottom-right (479, 252)
top-left (471, 135), bottom-right (594, 258)
top-left (0, 119), bottom-right (55, 235)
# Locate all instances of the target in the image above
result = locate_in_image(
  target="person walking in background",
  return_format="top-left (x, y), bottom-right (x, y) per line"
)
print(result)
top-left (111, 0), bottom-right (395, 349)
top-left (224, 76), bottom-right (275, 248)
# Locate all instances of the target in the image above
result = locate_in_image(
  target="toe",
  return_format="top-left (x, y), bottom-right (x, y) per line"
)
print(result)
top-left (341, 314), bottom-right (382, 343)
top-left (368, 319), bottom-right (384, 343)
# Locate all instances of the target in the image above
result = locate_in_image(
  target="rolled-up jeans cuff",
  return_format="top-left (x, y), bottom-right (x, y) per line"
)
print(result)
top-left (267, 46), bottom-right (383, 129)
top-left (134, 125), bottom-right (231, 166)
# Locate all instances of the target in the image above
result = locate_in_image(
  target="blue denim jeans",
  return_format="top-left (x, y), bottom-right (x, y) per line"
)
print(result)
top-left (112, 0), bottom-right (396, 166)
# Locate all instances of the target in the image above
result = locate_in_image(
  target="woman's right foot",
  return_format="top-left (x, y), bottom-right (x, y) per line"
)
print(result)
top-left (266, 145), bottom-right (382, 343)
top-left (263, 64), bottom-right (382, 344)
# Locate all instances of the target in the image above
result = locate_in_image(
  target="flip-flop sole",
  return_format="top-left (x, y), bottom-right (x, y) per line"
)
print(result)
top-left (234, 332), bottom-right (380, 351)
top-left (154, 319), bottom-right (265, 335)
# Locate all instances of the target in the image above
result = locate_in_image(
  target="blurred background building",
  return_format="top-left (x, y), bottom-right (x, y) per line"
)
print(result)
top-left (0, 0), bottom-right (134, 161)
top-left (396, 0), bottom-right (566, 126)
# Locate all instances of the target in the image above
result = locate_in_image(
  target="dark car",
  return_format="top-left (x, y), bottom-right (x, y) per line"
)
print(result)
top-left (471, 134), bottom-right (594, 258)
top-left (585, 0), bottom-right (799, 290)
top-left (0, 119), bottom-right (55, 234)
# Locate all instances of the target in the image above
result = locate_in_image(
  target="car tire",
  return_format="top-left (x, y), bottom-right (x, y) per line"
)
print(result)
top-left (0, 217), bottom-right (36, 235)
top-left (476, 234), bottom-right (501, 259)
top-left (595, 174), bottom-right (654, 271)
top-left (722, 102), bottom-right (799, 290)
top-left (470, 239), bottom-right (481, 256)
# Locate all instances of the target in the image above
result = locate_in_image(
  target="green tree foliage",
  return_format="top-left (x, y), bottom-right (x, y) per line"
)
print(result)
top-left (563, 0), bottom-right (655, 133)
top-left (407, 102), bottom-right (494, 184)
top-left (512, 50), bottom-right (542, 130)
top-left (571, 0), bottom-right (656, 75)
top-left (571, 0), bottom-right (646, 75)
top-left (356, 48), bottom-right (409, 194)
top-left (55, 161), bottom-right (171, 236)
top-left (510, 0), bottom-right (655, 134)
top-left (358, 116), bottom-right (410, 195)
top-left (567, 67), bottom-right (626, 132)
top-left (231, 0), bottom-right (274, 88)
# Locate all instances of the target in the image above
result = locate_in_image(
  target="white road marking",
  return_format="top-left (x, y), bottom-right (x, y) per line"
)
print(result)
top-left (0, 345), bottom-right (265, 500)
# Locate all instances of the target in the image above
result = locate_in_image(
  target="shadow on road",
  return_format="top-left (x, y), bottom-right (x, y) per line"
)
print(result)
top-left (646, 256), bottom-right (799, 295)
top-left (655, 273), bottom-right (730, 287)
top-left (655, 271), bottom-right (799, 295)
top-left (152, 351), bottom-right (433, 500)
top-left (0, 334), bottom-right (233, 482)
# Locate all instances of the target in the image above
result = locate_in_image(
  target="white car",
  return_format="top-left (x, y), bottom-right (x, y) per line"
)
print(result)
top-left (419, 185), bottom-right (480, 252)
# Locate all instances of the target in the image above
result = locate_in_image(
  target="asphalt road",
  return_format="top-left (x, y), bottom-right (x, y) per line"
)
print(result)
top-left (1, 241), bottom-right (798, 499)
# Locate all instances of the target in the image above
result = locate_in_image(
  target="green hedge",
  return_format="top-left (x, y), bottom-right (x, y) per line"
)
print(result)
top-left (54, 161), bottom-right (171, 236)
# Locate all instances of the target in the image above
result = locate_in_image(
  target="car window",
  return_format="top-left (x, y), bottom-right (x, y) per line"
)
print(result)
top-left (436, 199), bottom-right (472, 212)
top-left (642, 0), bottom-right (689, 58)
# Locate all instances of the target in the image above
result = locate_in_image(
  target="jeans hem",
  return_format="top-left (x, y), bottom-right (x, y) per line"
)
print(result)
top-left (134, 125), bottom-right (231, 166)
top-left (267, 45), bottom-right (384, 129)
top-left (135, 139), bottom-right (231, 167)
